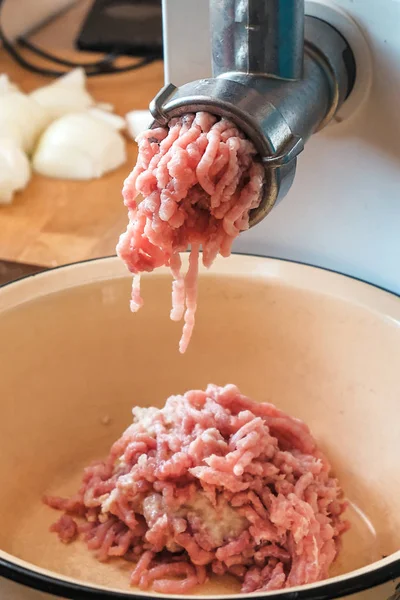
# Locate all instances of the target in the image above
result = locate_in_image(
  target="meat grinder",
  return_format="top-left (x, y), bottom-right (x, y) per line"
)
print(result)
top-left (153, 0), bottom-right (400, 295)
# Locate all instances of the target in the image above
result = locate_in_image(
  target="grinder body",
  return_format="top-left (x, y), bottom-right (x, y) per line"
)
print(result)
top-left (161, 0), bottom-right (400, 295)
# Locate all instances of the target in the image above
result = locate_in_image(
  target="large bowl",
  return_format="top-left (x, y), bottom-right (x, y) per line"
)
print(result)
top-left (0, 255), bottom-right (399, 600)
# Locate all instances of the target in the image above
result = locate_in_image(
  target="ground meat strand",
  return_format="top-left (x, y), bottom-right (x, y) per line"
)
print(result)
top-left (116, 113), bottom-right (264, 353)
top-left (44, 384), bottom-right (348, 594)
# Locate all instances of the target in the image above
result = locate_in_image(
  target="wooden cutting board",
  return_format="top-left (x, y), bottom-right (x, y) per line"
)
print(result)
top-left (0, 260), bottom-right (46, 286)
top-left (0, 47), bottom-right (163, 268)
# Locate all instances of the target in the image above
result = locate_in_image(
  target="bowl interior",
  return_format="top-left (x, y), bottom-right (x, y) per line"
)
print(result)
top-left (0, 255), bottom-right (399, 596)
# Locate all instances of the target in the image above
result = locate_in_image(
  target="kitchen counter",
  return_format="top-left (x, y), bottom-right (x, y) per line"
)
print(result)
top-left (0, 1), bottom-right (164, 268)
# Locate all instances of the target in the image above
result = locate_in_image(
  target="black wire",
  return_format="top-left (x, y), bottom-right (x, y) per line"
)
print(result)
top-left (16, 37), bottom-right (157, 76)
top-left (14, 34), bottom-right (155, 77)
top-left (17, 37), bottom-right (117, 69)
top-left (0, 26), bottom-right (64, 76)
top-left (0, 0), bottom-right (157, 77)
top-left (88, 55), bottom-right (156, 76)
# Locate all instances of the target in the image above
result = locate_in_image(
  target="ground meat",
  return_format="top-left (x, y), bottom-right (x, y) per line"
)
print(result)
top-left (44, 384), bottom-right (348, 594)
top-left (116, 113), bottom-right (264, 353)
top-left (49, 514), bottom-right (78, 544)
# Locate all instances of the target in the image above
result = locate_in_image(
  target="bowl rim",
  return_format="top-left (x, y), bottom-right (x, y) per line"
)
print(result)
top-left (0, 252), bottom-right (399, 300)
top-left (0, 554), bottom-right (399, 600)
top-left (0, 253), bottom-right (399, 600)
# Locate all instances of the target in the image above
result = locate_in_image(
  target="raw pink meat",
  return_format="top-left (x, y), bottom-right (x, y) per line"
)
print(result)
top-left (44, 384), bottom-right (348, 594)
top-left (116, 113), bottom-right (264, 353)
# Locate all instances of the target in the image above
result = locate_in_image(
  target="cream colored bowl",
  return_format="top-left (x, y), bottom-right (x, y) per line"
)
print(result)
top-left (0, 255), bottom-right (399, 600)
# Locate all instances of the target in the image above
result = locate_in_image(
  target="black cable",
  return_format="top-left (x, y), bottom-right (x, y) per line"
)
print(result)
top-left (17, 37), bottom-right (117, 69)
top-left (16, 37), bottom-right (157, 76)
top-left (0, 0), bottom-right (157, 77)
top-left (0, 26), bottom-right (64, 76)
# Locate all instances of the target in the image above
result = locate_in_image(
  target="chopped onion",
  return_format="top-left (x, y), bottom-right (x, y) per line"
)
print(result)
top-left (125, 110), bottom-right (152, 140)
top-left (30, 68), bottom-right (94, 121)
top-left (88, 107), bottom-right (126, 131)
top-left (96, 102), bottom-right (114, 112)
top-left (0, 91), bottom-right (49, 155)
top-left (0, 70), bottom-right (128, 185)
top-left (0, 138), bottom-right (31, 205)
top-left (0, 74), bottom-right (20, 95)
top-left (32, 112), bottom-right (127, 180)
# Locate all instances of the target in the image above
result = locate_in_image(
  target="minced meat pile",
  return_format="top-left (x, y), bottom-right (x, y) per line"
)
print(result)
top-left (45, 384), bottom-right (348, 594)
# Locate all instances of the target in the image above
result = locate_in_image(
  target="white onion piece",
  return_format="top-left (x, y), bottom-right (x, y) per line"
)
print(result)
top-left (0, 138), bottom-right (31, 205)
top-left (0, 73), bottom-right (20, 95)
top-left (96, 101), bottom-right (114, 112)
top-left (125, 110), bottom-right (152, 140)
top-left (30, 68), bottom-right (94, 121)
top-left (0, 92), bottom-right (49, 154)
top-left (88, 107), bottom-right (126, 131)
top-left (32, 112), bottom-right (127, 180)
